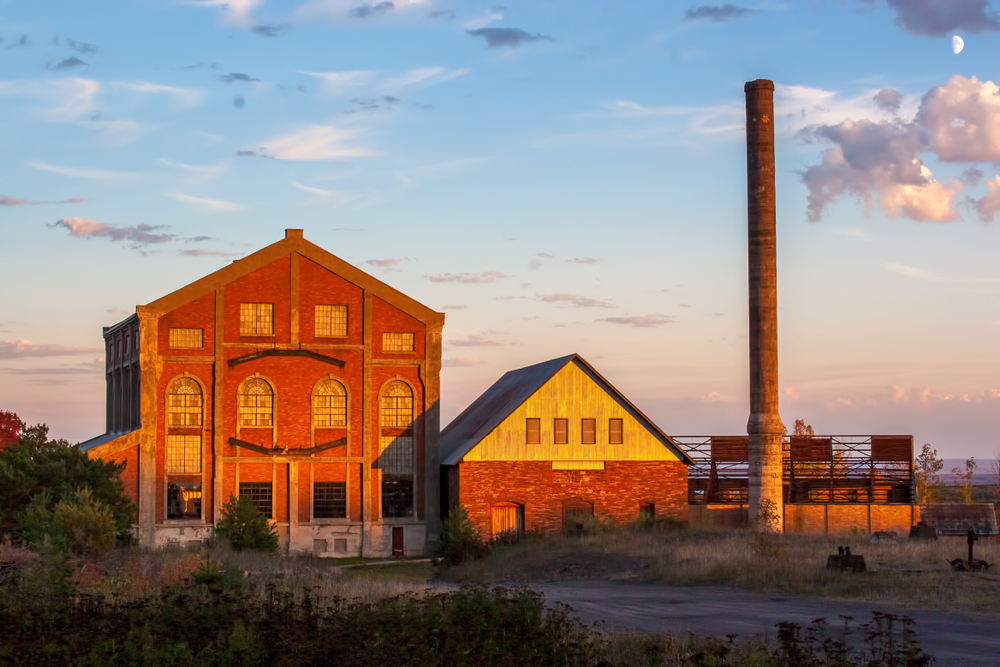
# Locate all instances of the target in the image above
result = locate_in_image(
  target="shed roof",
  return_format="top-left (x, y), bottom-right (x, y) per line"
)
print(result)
top-left (919, 503), bottom-right (999, 536)
top-left (440, 353), bottom-right (693, 466)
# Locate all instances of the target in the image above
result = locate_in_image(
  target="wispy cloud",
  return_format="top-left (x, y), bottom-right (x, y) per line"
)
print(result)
top-left (52, 217), bottom-right (174, 247)
top-left (597, 314), bottom-right (674, 327)
top-left (440, 304), bottom-right (467, 310)
top-left (466, 27), bottom-right (554, 48)
top-left (219, 72), bottom-right (261, 83)
top-left (449, 332), bottom-right (509, 347)
top-left (350, 2), bottom-right (394, 19)
top-left (1, 195), bottom-right (84, 206)
top-left (568, 257), bottom-right (599, 264)
top-left (536, 293), bottom-right (616, 308)
top-left (292, 181), bottom-right (362, 205)
top-left (179, 248), bottom-right (231, 257)
top-left (242, 124), bottom-right (374, 160)
top-left (301, 70), bottom-right (375, 94)
top-left (366, 258), bottom-right (406, 271)
top-left (251, 24), bottom-right (291, 37)
top-left (302, 67), bottom-right (467, 95)
top-left (66, 38), bottom-right (98, 54)
top-left (189, 0), bottom-right (263, 26)
top-left (161, 159), bottom-right (227, 181)
top-left (47, 56), bottom-right (87, 71)
top-left (115, 81), bottom-right (204, 106)
top-left (167, 192), bottom-right (241, 213)
top-left (29, 161), bottom-right (138, 181)
top-left (0, 340), bottom-right (102, 359)
top-left (427, 271), bottom-right (508, 284)
top-left (826, 227), bottom-right (870, 241)
top-left (683, 5), bottom-right (762, 23)
top-left (884, 261), bottom-right (999, 285)
top-left (443, 356), bottom-right (486, 367)
top-left (0, 360), bottom-right (104, 375)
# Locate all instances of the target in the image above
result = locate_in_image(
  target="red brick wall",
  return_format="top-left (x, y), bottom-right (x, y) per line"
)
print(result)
top-left (105, 445), bottom-right (140, 518)
top-left (158, 292), bottom-right (215, 357)
top-left (299, 257), bottom-right (364, 347)
top-left (454, 461), bottom-right (688, 536)
top-left (225, 256), bottom-right (291, 344)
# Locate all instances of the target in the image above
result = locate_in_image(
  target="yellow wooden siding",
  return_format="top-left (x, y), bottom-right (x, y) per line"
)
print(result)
top-left (462, 361), bottom-right (677, 462)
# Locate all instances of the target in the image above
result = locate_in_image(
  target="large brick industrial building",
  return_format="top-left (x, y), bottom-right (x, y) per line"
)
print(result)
top-left (81, 230), bottom-right (444, 556)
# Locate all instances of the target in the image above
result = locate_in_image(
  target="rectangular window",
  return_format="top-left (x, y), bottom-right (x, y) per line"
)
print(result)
top-left (581, 418), bottom-right (596, 445)
top-left (166, 435), bottom-right (201, 473)
top-left (640, 503), bottom-right (655, 519)
top-left (491, 504), bottom-right (525, 537)
top-left (382, 479), bottom-right (414, 518)
top-left (167, 481), bottom-right (202, 520)
top-left (525, 418), bottom-right (541, 445)
top-left (609, 418), bottom-right (623, 445)
top-left (239, 482), bottom-right (272, 519)
top-left (240, 303), bottom-right (274, 336)
top-left (378, 435), bottom-right (414, 475)
top-left (169, 328), bottom-right (203, 349)
top-left (554, 418), bottom-right (568, 445)
top-left (313, 482), bottom-right (347, 519)
top-left (315, 305), bottom-right (348, 337)
top-left (382, 332), bottom-right (414, 353)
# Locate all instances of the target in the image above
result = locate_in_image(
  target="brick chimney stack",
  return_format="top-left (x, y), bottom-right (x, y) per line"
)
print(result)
top-left (744, 79), bottom-right (784, 531)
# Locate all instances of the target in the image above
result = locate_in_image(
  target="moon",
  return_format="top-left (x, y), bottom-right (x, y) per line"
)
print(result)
top-left (953, 35), bottom-right (965, 54)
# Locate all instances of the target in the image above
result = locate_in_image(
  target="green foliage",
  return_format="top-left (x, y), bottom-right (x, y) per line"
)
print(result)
top-left (21, 488), bottom-right (117, 557)
top-left (437, 504), bottom-right (489, 566)
top-left (628, 513), bottom-right (688, 532)
top-left (191, 554), bottom-right (244, 591)
top-left (914, 443), bottom-right (945, 504)
top-left (0, 423), bottom-right (135, 546)
top-left (214, 494), bottom-right (278, 552)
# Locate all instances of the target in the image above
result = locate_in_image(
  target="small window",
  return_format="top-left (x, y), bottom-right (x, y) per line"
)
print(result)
top-left (581, 419), bottom-right (596, 445)
top-left (313, 481), bottom-right (347, 519)
top-left (554, 418), bottom-right (568, 445)
top-left (525, 418), bottom-right (541, 445)
top-left (378, 435), bottom-right (414, 475)
top-left (135, 331), bottom-right (140, 350)
top-left (609, 418), bottom-right (623, 445)
top-left (169, 328), bottom-right (203, 349)
top-left (382, 332), bottom-right (414, 353)
top-left (313, 379), bottom-right (347, 427)
top-left (315, 305), bottom-right (348, 337)
top-left (640, 503), bottom-right (655, 519)
top-left (239, 378), bottom-right (273, 427)
top-left (239, 482), bottom-right (272, 519)
top-left (380, 381), bottom-right (413, 428)
top-left (125, 334), bottom-right (130, 352)
top-left (167, 481), bottom-right (202, 520)
top-left (240, 303), bottom-right (274, 336)
top-left (492, 503), bottom-right (525, 537)
top-left (166, 434), bottom-right (201, 473)
top-left (382, 479), bottom-right (413, 518)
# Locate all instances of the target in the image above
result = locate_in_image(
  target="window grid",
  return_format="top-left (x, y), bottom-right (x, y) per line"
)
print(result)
top-left (525, 418), bottom-right (541, 445)
top-left (581, 419), bottom-right (596, 445)
top-left (313, 380), bottom-right (347, 427)
top-left (382, 332), bottom-right (414, 353)
top-left (240, 303), bottom-right (274, 336)
top-left (166, 435), bottom-right (201, 474)
top-left (167, 378), bottom-right (203, 427)
top-left (315, 305), bottom-right (348, 337)
top-left (380, 381), bottom-right (413, 428)
top-left (167, 482), bottom-right (202, 520)
top-left (313, 482), bottom-right (347, 519)
top-left (382, 479), bottom-right (413, 518)
top-left (239, 378), bottom-right (273, 427)
top-left (379, 435), bottom-right (414, 475)
top-left (239, 482), bottom-right (272, 519)
top-left (554, 418), bottom-right (568, 445)
top-left (169, 328), bottom-right (203, 349)
top-left (609, 418), bottom-right (624, 445)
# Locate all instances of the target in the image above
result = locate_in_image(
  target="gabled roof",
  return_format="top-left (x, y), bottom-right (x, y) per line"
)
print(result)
top-left (440, 353), bottom-right (693, 465)
top-left (143, 229), bottom-right (444, 325)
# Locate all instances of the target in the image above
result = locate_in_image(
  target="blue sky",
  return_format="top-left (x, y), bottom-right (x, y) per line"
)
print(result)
top-left (1, 0), bottom-right (998, 459)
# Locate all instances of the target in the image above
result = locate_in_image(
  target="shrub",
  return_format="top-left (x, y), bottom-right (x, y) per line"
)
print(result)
top-left (214, 494), bottom-right (279, 552)
top-left (437, 504), bottom-right (489, 566)
top-left (20, 489), bottom-right (117, 557)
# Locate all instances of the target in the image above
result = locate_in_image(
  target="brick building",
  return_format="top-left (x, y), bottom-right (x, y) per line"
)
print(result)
top-left (440, 354), bottom-right (692, 537)
top-left (81, 230), bottom-right (444, 556)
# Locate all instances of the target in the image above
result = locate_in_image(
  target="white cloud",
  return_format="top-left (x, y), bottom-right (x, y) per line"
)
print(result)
top-left (0, 340), bottom-right (102, 359)
top-left (825, 227), bottom-right (870, 241)
top-left (302, 67), bottom-right (468, 95)
top-left (917, 75), bottom-right (1000, 162)
top-left (974, 174), bottom-right (1000, 222)
top-left (597, 315), bottom-right (673, 327)
top-left (294, 0), bottom-right (430, 22)
top-left (255, 124), bottom-right (374, 161)
top-left (189, 0), bottom-right (263, 26)
top-left (382, 67), bottom-right (469, 89)
top-left (29, 161), bottom-right (138, 181)
top-left (0, 77), bottom-right (100, 122)
top-left (300, 70), bottom-right (375, 94)
top-left (428, 271), bottom-right (508, 284)
top-left (537, 293), bottom-right (616, 308)
top-left (884, 261), bottom-right (999, 284)
top-left (167, 192), bottom-right (241, 213)
top-left (292, 181), bottom-right (362, 205)
top-left (161, 159), bottom-right (227, 181)
top-left (115, 81), bottom-right (204, 107)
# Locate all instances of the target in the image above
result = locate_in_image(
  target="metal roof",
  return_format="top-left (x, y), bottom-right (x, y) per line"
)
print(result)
top-left (78, 429), bottom-right (138, 452)
top-left (440, 353), bottom-right (693, 466)
top-left (919, 503), bottom-right (999, 536)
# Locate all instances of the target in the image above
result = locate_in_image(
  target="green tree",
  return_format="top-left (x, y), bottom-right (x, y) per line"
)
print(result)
top-left (437, 504), bottom-right (488, 565)
top-left (214, 494), bottom-right (278, 552)
top-left (792, 419), bottom-right (815, 436)
top-left (21, 488), bottom-right (117, 556)
top-left (952, 457), bottom-right (976, 504)
top-left (914, 443), bottom-right (944, 503)
top-left (0, 422), bottom-right (135, 545)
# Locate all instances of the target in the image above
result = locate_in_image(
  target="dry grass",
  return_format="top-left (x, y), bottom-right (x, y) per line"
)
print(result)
top-left (446, 527), bottom-right (1000, 616)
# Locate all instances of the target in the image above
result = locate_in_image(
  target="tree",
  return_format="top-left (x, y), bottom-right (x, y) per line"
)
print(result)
top-left (952, 457), bottom-right (976, 504)
top-left (437, 504), bottom-right (488, 565)
top-left (914, 443), bottom-right (944, 504)
top-left (792, 419), bottom-right (815, 436)
top-left (992, 449), bottom-right (1000, 503)
top-left (214, 494), bottom-right (278, 552)
top-left (0, 410), bottom-right (19, 450)
top-left (0, 422), bottom-right (135, 545)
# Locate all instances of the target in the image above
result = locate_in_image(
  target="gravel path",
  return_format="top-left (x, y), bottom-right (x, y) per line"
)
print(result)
top-left (527, 581), bottom-right (999, 667)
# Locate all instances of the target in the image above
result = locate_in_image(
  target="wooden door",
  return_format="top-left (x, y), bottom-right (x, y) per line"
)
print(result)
top-left (391, 526), bottom-right (404, 556)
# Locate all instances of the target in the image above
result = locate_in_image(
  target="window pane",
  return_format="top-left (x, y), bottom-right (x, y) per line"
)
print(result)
top-left (239, 482), bottom-right (272, 519)
top-left (313, 379), bottom-right (346, 427)
top-left (315, 305), bottom-right (348, 337)
top-left (313, 482), bottom-right (347, 519)
top-left (640, 503), bottom-right (655, 518)
top-left (239, 378), bottom-right (273, 427)
top-left (240, 303), bottom-right (274, 336)
top-left (167, 378), bottom-right (203, 427)
top-left (492, 504), bottom-right (524, 536)
top-left (525, 418), bottom-right (541, 445)
top-left (166, 435), bottom-right (201, 473)
top-left (167, 482), bottom-right (202, 520)
top-left (169, 328), bottom-right (203, 349)
top-left (378, 435), bottom-right (413, 475)
top-left (382, 332), bottom-right (414, 353)
top-left (380, 381), bottom-right (413, 428)
top-left (382, 479), bottom-right (413, 518)
top-left (609, 418), bottom-right (623, 445)
top-left (581, 419), bottom-right (596, 445)
top-left (554, 418), bottom-right (568, 445)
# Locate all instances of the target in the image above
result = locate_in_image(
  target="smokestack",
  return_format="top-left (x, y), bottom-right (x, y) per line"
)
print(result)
top-left (745, 79), bottom-right (784, 531)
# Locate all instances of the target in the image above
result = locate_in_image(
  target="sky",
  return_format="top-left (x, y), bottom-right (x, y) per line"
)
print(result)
top-left (0, 0), bottom-right (998, 459)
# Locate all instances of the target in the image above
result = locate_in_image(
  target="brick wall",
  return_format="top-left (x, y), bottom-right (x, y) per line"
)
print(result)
top-left (454, 460), bottom-right (688, 536)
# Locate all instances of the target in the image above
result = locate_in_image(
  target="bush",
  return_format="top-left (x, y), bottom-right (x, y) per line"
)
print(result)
top-left (20, 489), bottom-right (117, 557)
top-left (437, 505), bottom-right (489, 566)
top-left (214, 494), bottom-right (279, 552)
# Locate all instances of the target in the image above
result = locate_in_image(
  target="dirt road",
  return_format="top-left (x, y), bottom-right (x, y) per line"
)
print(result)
top-left (528, 581), bottom-right (999, 667)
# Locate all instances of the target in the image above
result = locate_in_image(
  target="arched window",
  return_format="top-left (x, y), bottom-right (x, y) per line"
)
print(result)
top-left (380, 381), bottom-right (412, 428)
top-left (379, 380), bottom-right (415, 518)
top-left (239, 377), bottom-right (273, 427)
top-left (167, 377), bottom-right (202, 427)
top-left (313, 379), bottom-right (347, 427)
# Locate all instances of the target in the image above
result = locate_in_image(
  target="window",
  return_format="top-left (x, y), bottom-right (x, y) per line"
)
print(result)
top-left (382, 479), bottom-right (413, 518)
top-left (135, 332), bottom-right (140, 350)
top-left (379, 435), bottom-right (414, 475)
top-left (313, 482), bottom-right (347, 519)
top-left (239, 482), bottom-right (272, 518)
top-left (639, 503), bottom-right (655, 519)
top-left (166, 434), bottom-right (201, 473)
top-left (608, 418), bottom-right (623, 445)
top-left (125, 334), bottom-right (130, 353)
top-left (313, 379), bottom-right (347, 427)
top-left (167, 378), bottom-right (203, 427)
top-left (167, 482), bottom-right (202, 520)
top-left (169, 328), bottom-right (203, 349)
top-left (380, 381), bottom-right (413, 428)
top-left (315, 305), bottom-right (348, 337)
top-left (554, 418), bottom-right (568, 445)
top-left (581, 419), bottom-right (596, 445)
top-left (491, 503), bottom-right (524, 537)
top-left (382, 332), bottom-right (414, 353)
top-left (240, 303), bottom-right (273, 336)
top-left (239, 378), bottom-right (273, 427)
top-left (525, 418), bottom-right (541, 445)
top-left (563, 502), bottom-right (593, 529)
